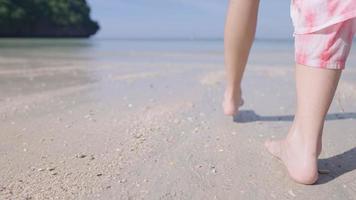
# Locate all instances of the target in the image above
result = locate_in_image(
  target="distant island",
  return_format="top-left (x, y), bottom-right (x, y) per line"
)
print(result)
top-left (0, 0), bottom-right (99, 38)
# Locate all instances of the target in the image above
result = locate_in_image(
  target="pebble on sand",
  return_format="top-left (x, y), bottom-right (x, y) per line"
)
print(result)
top-left (76, 154), bottom-right (87, 159)
top-left (210, 165), bottom-right (217, 173)
top-left (134, 133), bottom-right (143, 139)
top-left (288, 190), bottom-right (296, 197)
top-left (47, 167), bottom-right (56, 171)
top-left (119, 178), bottom-right (127, 183)
top-left (318, 169), bottom-right (330, 174)
top-left (195, 164), bottom-right (203, 169)
top-left (193, 127), bottom-right (199, 133)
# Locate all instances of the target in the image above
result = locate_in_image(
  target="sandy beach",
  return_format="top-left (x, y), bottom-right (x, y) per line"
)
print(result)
top-left (0, 39), bottom-right (356, 199)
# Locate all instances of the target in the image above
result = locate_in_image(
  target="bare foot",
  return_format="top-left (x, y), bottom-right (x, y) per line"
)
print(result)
top-left (264, 138), bottom-right (319, 185)
top-left (222, 89), bottom-right (244, 116)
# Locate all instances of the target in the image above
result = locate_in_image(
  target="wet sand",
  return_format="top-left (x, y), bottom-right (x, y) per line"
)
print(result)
top-left (1, 39), bottom-right (356, 199)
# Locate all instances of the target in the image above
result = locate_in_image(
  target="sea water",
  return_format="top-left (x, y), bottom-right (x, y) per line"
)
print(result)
top-left (0, 38), bottom-right (355, 67)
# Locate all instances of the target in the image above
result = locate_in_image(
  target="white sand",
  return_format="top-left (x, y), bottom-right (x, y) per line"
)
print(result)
top-left (1, 41), bottom-right (356, 200)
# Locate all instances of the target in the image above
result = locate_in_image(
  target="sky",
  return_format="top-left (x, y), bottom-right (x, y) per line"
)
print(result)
top-left (87, 0), bottom-right (294, 39)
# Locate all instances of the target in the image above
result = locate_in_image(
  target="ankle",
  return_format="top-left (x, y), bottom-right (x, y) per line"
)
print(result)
top-left (286, 128), bottom-right (319, 157)
top-left (293, 116), bottom-right (324, 135)
top-left (224, 86), bottom-right (241, 98)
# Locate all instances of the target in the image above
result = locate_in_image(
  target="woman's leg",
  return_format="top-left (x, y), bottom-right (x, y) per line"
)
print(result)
top-left (265, 64), bottom-right (342, 184)
top-left (223, 0), bottom-right (260, 116)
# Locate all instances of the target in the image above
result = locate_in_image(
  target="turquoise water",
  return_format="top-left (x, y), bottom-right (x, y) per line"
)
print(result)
top-left (0, 38), bottom-right (355, 102)
top-left (0, 38), bottom-right (354, 67)
top-left (0, 38), bottom-right (294, 52)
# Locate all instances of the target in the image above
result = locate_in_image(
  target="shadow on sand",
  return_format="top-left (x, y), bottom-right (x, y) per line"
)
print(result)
top-left (233, 110), bottom-right (356, 184)
top-left (317, 147), bottom-right (356, 184)
top-left (233, 109), bottom-right (356, 123)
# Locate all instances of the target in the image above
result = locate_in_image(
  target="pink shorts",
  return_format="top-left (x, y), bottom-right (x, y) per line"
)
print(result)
top-left (294, 18), bottom-right (356, 70)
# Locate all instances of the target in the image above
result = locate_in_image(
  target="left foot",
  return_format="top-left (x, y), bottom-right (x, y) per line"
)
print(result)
top-left (222, 89), bottom-right (244, 116)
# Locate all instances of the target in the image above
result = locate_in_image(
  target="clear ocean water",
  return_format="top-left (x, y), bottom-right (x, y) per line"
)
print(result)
top-left (0, 38), bottom-right (354, 67)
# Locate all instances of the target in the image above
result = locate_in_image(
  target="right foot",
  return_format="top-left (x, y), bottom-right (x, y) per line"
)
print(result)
top-left (264, 138), bottom-right (319, 185)
top-left (222, 89), bottom-right (244, 116)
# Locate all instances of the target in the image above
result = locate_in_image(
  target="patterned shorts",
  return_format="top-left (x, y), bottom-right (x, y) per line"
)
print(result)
top-left (294, 17), bottom-right (356, 70)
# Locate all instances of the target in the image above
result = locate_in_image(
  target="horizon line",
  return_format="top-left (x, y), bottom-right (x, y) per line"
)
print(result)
top-left (91, 36), bottom-right (295, 42)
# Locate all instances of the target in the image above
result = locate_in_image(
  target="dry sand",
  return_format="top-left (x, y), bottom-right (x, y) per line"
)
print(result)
top-left (0, 41), bottom-right (356, 200)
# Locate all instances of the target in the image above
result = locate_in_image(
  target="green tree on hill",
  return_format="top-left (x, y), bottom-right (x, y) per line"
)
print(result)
top-left (0, 0), bottom-right (99, 37)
